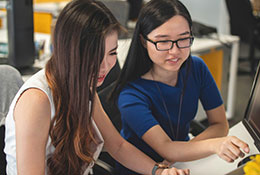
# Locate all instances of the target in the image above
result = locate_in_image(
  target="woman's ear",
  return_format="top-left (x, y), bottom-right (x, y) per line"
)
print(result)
top-left (139, 35), bottom-right (147, 48)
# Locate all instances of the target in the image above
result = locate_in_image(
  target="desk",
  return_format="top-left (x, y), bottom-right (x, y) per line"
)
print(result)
top-left (117, 34), bottom-right (240, 120)
top-left (0, 30), bottom-right (51, 56)
top-left (0, 2), bottom-right (67, 33)
top-left (34, 2), bottom-right (68, 17)
top-left (0, 2), bottom-right (5, 9)
top-left (173, 122), bottom-right (259, 175)
top-left (0, 2), bottom-right (67, 16)
top-left (0, 30), bottom-right (51, 80)
top-left (192, 35), bottom-right (240, 120)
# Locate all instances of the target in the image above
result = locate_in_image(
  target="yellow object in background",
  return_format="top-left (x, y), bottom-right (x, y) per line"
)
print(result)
top-left (0, 6), bottom-right (53, 34)
top-left (200, 49), bottom-right (224, 90)
top-left (252, 0), bottom-right (260, 12)
top-left (34, 0), bottom-right (69, 3)
top-left (34, 12), bottom-right (53, 34)
top-left (33, 0), bottom-right (69, 33)
top-left (243, 155), bottom-right (260, 175)
top-left (0, 9), bottom-right (6, 29)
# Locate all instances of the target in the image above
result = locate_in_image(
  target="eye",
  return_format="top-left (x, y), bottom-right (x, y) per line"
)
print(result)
top-left (109, 52), bottom-right (117, 56)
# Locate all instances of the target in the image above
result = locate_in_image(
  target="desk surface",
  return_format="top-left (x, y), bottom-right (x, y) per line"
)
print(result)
top-left (173, 121), bottom-right (259, 175)
top-left (191, 34), bottom-right (239, 54)
top-left (0, 2), bottom-right (5, 9)
top-left (34, 2), bottom-right (68, 15)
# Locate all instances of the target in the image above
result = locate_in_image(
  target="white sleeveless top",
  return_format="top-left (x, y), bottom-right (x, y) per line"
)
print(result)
top-left (4, 69), bottom-right (104, 175)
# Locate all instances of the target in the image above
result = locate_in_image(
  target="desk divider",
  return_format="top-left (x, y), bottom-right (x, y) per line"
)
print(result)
top-left (200, 49), bottom-right (224, 90)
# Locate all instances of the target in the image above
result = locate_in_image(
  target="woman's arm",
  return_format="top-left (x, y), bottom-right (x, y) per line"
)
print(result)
top-left (190, 104), bottom-right (229, 141)
top-left (92, 93), bottom-right (189, 175)
top-left (15, 89), bottom-right (51, 175)
top-left (142, 124), bottom-right (249, 163)
top-left (118, 90), bottom-right (248, 164)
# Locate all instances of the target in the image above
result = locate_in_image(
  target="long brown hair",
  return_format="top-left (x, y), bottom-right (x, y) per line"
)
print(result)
top-left (45, 0), bottom-right (121, 174)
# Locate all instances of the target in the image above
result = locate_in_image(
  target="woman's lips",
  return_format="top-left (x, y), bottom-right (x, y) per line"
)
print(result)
top-left (98, 74), bottom-right (106, 82)
top-left (166, 58), bottom-right (179, 64)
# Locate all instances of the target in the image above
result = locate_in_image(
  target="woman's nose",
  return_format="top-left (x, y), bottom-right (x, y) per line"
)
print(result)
top-left (168, 43), bottom-right (180, 54)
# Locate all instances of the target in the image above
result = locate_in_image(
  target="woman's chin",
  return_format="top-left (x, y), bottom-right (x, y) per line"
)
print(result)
top-left (97, 81), bottom-right (104, 87)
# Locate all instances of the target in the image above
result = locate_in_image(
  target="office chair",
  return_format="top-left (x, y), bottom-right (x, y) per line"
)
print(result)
top-left (225, 0), bottom-right (260, 75)
top-left (97, 59), bottom-right (121, 92)
top-left (0, 126), bottom-right (6, 174)
top-left (0, 65), bottom-right (24, 175)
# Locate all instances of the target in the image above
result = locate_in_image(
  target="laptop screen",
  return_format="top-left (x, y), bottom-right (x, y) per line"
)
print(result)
top-left (243, 63), bottom-right (260, 152)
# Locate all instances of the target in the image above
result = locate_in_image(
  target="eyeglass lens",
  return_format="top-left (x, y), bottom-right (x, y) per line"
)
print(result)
top-left (156, 38), bottom-right (193, 50)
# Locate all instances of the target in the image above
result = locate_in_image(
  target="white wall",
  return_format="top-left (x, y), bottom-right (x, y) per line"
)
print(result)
top-left (180, 0), bottom-right (230, 34)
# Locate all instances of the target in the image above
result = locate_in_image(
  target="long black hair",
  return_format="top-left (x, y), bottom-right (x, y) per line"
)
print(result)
top-left (110, 0), bottom-right (193, 102)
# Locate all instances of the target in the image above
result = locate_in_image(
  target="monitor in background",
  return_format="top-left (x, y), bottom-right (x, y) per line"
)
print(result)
top-left (243, 63), bottom-right (260, 151)
top-left (6, 0), bottom-right (35, 69)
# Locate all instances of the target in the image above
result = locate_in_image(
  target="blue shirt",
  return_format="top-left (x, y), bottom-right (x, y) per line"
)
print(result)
top-left (117, 56), bottom-right (223, 173)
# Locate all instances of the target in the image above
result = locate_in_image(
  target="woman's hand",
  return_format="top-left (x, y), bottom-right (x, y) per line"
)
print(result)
top-left (214, 136), bottom-right (250, 162)
top-left (159, 167), bottom-right (190, 175)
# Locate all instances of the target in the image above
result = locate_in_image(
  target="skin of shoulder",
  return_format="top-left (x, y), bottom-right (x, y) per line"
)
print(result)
top-left (14, 88), bottom-right (51, 175)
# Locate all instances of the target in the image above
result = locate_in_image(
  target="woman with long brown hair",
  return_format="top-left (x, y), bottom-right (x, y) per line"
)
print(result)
top-left (4, 0), bottom-right (189, 174)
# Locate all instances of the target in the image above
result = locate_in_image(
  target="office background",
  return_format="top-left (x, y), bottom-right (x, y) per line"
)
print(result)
top-left (181, 0), bottom-right (260, 127)
top-left (0, 0), bottom-right (260, 126)
top-left (0, 0), bottom-right (260, 174)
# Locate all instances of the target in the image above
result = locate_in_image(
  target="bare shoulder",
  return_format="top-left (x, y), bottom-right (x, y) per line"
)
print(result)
top-left (15, 88), bottom-right (52, 164)
top-left (14, 88), bottom-right (51, 123)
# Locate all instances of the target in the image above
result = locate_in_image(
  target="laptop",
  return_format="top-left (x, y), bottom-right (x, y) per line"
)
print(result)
top-left (226, 63), bottom-right (260, 174)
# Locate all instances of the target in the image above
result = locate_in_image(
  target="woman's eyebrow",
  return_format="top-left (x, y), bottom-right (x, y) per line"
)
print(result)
top-left (109, 45), bottom-right (118, 52)
top-left (154, 31), bottom-right (191, 39)
top-left (179, 31), bottom-right (190, 36)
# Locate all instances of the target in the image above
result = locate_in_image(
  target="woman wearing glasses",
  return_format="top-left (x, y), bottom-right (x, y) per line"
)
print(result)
top-left (110, 0), bottom-right (250, 174)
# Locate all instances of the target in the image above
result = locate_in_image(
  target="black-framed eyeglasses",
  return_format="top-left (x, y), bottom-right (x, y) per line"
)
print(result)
top-left (144, 36), bottom-right (194, 51)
